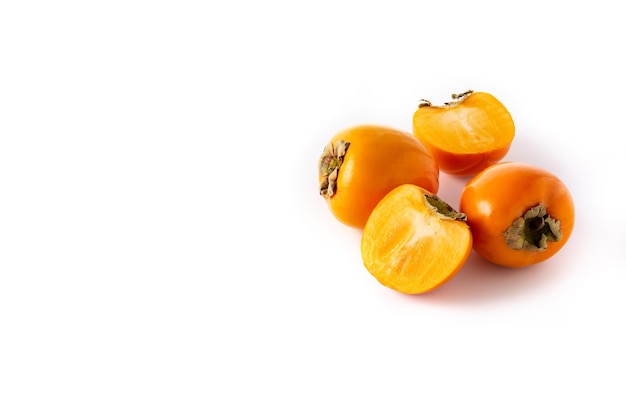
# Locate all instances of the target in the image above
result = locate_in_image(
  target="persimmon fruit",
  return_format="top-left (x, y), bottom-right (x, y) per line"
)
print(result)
top-left (412, 90), bottom-right (515, 176)
top-left (361, 184), bottom-right (472, 294)
top-left (318, 125), bottom-right (439, 229)
top-left (459, 162), bottom-right (575, 268)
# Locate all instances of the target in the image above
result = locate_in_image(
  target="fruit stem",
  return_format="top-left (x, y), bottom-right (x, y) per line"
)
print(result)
top-left (503, 203), bottom-right (562, 251)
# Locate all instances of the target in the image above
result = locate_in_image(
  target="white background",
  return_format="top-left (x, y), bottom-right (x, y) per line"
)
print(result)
top-left (1, 1), bottom-right (624, 416)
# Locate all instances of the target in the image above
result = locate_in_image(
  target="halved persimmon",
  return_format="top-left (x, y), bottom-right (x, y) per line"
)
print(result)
top-left (361, 184), bottom-right (472, 294)
top-left (319, 125), bottom-right (439, 229)
top-left (412, 90), bottom-right (515, 176)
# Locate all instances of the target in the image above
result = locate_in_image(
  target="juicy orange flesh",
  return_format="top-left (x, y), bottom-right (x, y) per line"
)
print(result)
top-left (361, 185), bottom-right (471, 294)
top-left (414, 97), bottom-right (514, 154)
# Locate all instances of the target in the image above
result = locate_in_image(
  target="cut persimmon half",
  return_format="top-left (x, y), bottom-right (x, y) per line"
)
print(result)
top-left (412, 90), bottom-right (515, 176)
top-left (361, 184), bottom-right (472, 295)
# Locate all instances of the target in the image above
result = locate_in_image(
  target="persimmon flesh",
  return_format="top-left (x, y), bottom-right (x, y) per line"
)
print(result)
top-left (412, 90), bottom-right (515, 176)
top-left (319, 125), bottom-right (439, 229)
top-left (361, 184), bottom-right (472, 294)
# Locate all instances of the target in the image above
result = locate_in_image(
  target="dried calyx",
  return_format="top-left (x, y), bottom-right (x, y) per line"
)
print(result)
top-left (503, 203), bottom-right (562, 251)
top-left (418, 90), bottom-right (474, 108)
top-left (319, 140), bottom-right (350, 198)
top-left (424, 194), bottom-right (467, 221)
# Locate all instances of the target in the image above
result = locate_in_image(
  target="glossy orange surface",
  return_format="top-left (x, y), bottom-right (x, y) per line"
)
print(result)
top-left (459, 162), bottom-right (575, 268)
top-left (319, 125), bottom-right (439, 229)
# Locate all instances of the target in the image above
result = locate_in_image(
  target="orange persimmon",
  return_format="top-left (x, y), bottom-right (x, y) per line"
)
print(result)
top-left (412, 90), bottom-right (515, 176)
top-left (459, 162), bottom-right (575, 268)
top-left (318, 125), bottom-right (439, 229)
top-left (361, 184), bottom-right (472, 294)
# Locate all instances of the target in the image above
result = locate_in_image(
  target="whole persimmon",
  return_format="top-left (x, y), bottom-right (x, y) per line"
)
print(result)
top-left (412, 90), bottom-right (515, 176)
top-left (318, 125), bottom-right (439, 229)
top-left (361, 184), bottom-right (472, 294)
top-left (459, 162), bottom-right (575, 268)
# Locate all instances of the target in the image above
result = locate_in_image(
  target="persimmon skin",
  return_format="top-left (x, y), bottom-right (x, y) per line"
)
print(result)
top-left (459, 162), bottom-right (575, 268)
top-left (319, 125), bottom-right (439, 229)
top-left (361, 184), bottom-right (472, 294)
top-left (427, 142), bottom-right (512, 177)
top-left (412, 91), bottom-right (515, 176)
